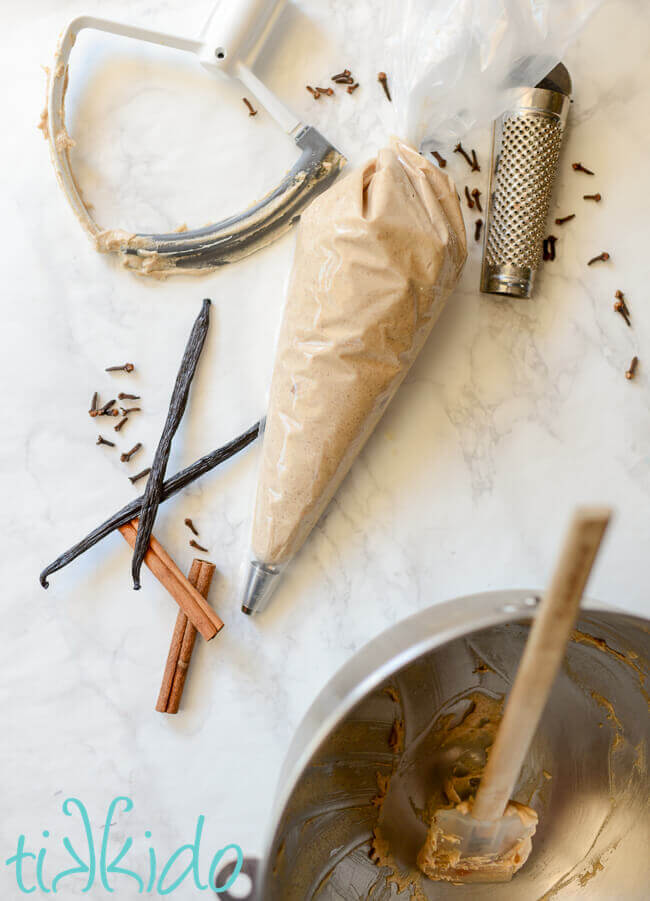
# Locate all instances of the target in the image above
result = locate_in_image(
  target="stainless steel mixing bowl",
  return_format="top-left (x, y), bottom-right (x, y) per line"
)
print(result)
top-left (220, 590), bottom-right (649, 899)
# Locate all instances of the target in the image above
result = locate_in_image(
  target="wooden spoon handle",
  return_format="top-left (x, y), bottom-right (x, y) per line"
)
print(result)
top-left (472, 507), bottom-right (611, 822)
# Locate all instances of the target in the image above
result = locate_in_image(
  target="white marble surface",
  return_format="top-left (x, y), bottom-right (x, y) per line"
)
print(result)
top-left (2, 0), bottom-right (649, 894)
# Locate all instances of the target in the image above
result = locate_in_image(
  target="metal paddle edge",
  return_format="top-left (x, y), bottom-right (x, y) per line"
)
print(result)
top-left (119, 126), bottom-right (346, 272)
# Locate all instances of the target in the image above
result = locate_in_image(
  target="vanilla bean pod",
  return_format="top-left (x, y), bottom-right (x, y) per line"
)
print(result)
top-left (131, 299), bottom-right (211, 590)
top-left (39, 421), bottom-right (260, 588)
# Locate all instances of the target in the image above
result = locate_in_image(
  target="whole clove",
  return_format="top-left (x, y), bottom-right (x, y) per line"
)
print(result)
top-left (114, 416), bottom-right (129, 432)
top-left (587, 252), bottom-right (610, 265)
top-left (105, 363), bottom-right (135, 373)
top-left (184, 518), bottom-right (199, 536)
top-left (572, 162), bottom-right (595, 175)
top-left (131, 300), bottom-right (211, 591)
top-left (98, 399), bottom-right (117, 415)
top-left (464, 185), bottom-right (474, 209)
top-left (121, 442), bottom-right (142, 463)
top-left (189, 539), bottom-right (208, 553)
top-left (377, 72), bottom-right (391, 101)
top-left (471, 188), bottom-right (482, 212)
top-left (242, 97), bottom-right (258, 117)
top-left (118, 392), bottom-right (140, 401)
top-left (346, 83), bottom-right (359, 94)
top-left (121, 406), bottom-right (141, 415)
top-left (314, 86), bottom-right (334, 96)
top-left (129, 467), bottom-right (152, 485)
top-left (474, 219), bottom-right (483, 242)
top-left (615, 289), bottom-right (629, 311)
top-left (306, 85), bottom-right (321, 99)
top-left (89, 392), bottom-right (99, 416)
top-left (332, 69), bottom-right (352, 82)
top-left (96, 435), bottom-right (115, 447)
top-left (543, 235), bottom-right (557, 261)
top-left (454, 142), bottom-right (474, 170)
top-left (470, 149), bottom-right (480, 172)
top-left (583, 193), bottom-right (601, 202)
top-left (555, 214), bottom-right (575, 225)
top-left (614, 290), bottom-right (631, 327)
top-left (431, 151), bottom-right (446, 168)
top-left (39, 422), bottom-right (260, 587)
top-left (625, 356), bottom-right (639, 380)
top-left (614, 300), bottom-right (631, 327)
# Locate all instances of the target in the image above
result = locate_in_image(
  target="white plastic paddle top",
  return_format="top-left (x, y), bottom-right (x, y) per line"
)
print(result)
top-left (50, 1), bottom-right (300, 138)
top-left (198, 0), bottom-right (287, 75)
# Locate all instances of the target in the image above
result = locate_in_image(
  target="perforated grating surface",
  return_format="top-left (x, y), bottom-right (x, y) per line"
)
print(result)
top-left (485, 112), bottom-right (564, 269)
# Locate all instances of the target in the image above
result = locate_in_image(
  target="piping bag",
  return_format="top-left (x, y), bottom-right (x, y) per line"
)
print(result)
top-left (240, 139), bottom-right (467, 613)
top-left (239, 0), bottom-right (602, 613)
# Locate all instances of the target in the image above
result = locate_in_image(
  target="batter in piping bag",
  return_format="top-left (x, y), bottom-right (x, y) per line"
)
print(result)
top-left (241, 138), bottom-right (466, 614)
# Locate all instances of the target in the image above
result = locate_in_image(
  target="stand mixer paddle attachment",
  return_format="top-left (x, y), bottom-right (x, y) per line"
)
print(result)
top-left (45, 0), bottom-right (346, 276)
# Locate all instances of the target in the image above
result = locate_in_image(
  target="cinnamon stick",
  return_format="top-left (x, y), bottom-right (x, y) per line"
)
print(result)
top-left (157, 559), bottom-right (215, 714)
top-left (118, 520), bottom-right (222, 640)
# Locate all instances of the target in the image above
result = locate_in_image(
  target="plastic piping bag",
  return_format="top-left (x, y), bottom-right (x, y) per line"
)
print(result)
top-left (241, 139), bottom-right (467, 613)
top-left (378, 0), bottom-right (602, 146)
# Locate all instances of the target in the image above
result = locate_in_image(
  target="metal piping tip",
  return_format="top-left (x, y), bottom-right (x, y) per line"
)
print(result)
top-left (241, 560), bottom-right (282, 615)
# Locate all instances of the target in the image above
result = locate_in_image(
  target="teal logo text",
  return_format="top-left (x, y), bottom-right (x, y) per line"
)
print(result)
top-left (5, 797), bottom-right (243, 895)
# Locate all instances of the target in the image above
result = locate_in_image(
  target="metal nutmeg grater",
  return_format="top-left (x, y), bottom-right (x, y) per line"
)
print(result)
top-left (480, 63), bottom-right (572, 299)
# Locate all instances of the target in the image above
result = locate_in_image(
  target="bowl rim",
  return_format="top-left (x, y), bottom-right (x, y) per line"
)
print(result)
top-left (258, 589), bottom-right (648, 888)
